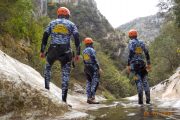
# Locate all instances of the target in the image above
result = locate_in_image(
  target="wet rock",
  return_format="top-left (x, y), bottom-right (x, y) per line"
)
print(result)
top-left (150, 67), bottom-right (180, 99)
top-left (57, 110), bottom-right (89, 120)
top-left (0, 50), bottom-right (107, 119)
top-left (0, 50), bottom-right (68, 118)
top-left (176, 67), bottom-right (180, 71)
top-left (73, 83), bottom-right (85, 94)
top-left (127, 67), bottom-right (180, 109)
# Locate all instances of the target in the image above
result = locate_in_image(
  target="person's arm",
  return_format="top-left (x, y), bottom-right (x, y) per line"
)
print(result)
top-left (92, 50), bottom-right (100, 69)
top-left (127, 41), bottom-right (134, 66)
top-left (142, 43), bottom-right (150, 65)
top-left (142, 42), bottom-right (151, 71)
top-left (40, 32), bottom-right (50, 53)
top-left (40, 23), bottom-right (51, 53)
top-left (95, 59), bottom-right (100, 70)
top-left (127, 41), bottom-right (134, 73)
top-left (128, 50), bottom-right (134, 66)
top-left (73, 33), bottom-right (81, 55)
top-left (72, 24), bottom-right (81, 56)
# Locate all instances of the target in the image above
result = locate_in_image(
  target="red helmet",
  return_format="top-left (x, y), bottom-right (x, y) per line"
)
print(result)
top-left (57, 7), bottom-right (70, 16)
top-left (128, 29), bottom-right (138, 37)
top-left (83, 38), bottom-right (94, 44)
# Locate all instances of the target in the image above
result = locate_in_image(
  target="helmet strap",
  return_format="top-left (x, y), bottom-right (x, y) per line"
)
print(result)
top-left (58, 15), bottom-right (70, 19)
top-left (85, 43), bottom-right (93, 47)
top-left (129, 36), bottom-right (137, 39)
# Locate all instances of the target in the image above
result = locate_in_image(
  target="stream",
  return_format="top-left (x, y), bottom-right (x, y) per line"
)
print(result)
top-left (86, 99), bottom-right (180, 120)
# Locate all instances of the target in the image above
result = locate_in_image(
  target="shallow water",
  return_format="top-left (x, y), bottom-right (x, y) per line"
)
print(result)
top-left (87, 99), bottom-right (180, 120)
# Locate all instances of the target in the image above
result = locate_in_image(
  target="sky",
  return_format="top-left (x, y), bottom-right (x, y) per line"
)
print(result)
top-left (95, 0), bottom-right (159, 28)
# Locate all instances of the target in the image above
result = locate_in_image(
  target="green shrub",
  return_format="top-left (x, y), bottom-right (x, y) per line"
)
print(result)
top-left (149, 21), bottom-right (180, 85)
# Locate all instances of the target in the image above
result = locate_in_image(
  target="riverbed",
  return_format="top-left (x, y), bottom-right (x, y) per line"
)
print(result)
top-left (87, 99), bottom-right (180, 120)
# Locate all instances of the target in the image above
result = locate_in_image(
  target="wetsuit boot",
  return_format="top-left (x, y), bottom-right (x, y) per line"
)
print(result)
top-left (145, 91), bottom-right (151, 104)
top-left (62, 89), bottom-right (72, 107)
top-left (91, 96), bottom-right (99, 104)
top-left (138, 92), bottom-right (143, 105)
top-left (87, 97), bottom-right (99, 104)
top-left (62, 89), bottom-right (67, 103)
top-left (87, 98), bottom-right (92, 104)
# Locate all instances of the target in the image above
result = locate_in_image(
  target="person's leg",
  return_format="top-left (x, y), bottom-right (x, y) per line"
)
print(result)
top-left (85, 73), bottom-right (92, 100)
top-left (142, 75), bottom-right (150, 104)
top-left (91, 71), bottom-right (100, 103)
top-left (44, 62), bottom-right (52, 90)
top-left (57, 50), bottom-right (72, 103)
top-left (94, 81), bottom-right (99, 93)
top-left (61, 62), bottom-right (71, 102)
top-left (94, 72), bottom-right (100, 93)
top-left (44, 50), bottom-right (56, 90)
top-left (84, 66), bottom-right (94, 104)
top-left (135, 74), bottom-right (144, 104)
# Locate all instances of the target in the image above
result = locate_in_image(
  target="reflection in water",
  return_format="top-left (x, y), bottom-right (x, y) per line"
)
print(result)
top-left (87, 99), bottom-right (180, 120)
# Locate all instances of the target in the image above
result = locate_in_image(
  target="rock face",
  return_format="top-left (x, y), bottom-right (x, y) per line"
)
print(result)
top-left (0, 50), bottom-right (105, 119)
top-left (102, 31), bottom-right (128, 67)
top-left (150, 67), bottom-right (180, 108)
top-left (0, 50), bottom-right (68, 119)
top-left (33, 0), bottom-right (47, 17)
top-left (118, 13), bottom-right (165, 43)
top-left (151, 67), bottom-right (180, 99)
top-left (51, 0), bottom-right (97, 7)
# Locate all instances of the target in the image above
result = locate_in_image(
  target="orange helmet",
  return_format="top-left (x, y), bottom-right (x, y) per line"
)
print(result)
top-left (57, 7), bottom-right (70, 16)
top-left (83, 38), bottom-right (94, 44)
top-left (128, 29), bottom-right (138, 37)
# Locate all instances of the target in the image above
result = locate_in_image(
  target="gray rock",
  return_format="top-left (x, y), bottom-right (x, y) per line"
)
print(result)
top-left (0, 50), bottom-right (106, 119)
top-left (32, 0), bottom-right (47, 18)
top-left (118, 13), bottom-right (165, 42)
top-left (73, 83), bottom-right (85, 94)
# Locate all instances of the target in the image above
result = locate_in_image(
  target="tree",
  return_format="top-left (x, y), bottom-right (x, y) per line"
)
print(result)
top-left (149, 21), bottom-right (180, 85)
top-left (174, 0), bottom-right (180, 27)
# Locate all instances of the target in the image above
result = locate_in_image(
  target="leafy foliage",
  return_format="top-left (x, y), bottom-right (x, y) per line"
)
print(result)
top-left (0, 0), bottom-right (50, 70)
top-left (0, 0), bottom-right (135, 99)
top-left (149, 21), bottom-right (180, 85)
top-left (97, 51), bottom-right (136, 97)
top-left (174, 0), bottom-right (180, 27)
top-left (148, 0), bottom-right (180, 86)
top-left (0, 0), bottom-right (32, 38)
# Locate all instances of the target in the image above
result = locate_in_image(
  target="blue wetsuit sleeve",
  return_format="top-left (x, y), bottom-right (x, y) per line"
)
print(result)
top-left (40, 32), bottom-right (50, 53)
top-left (141, 42), bottom-right (150, 65)
top-left (45, 22), bottom-right (52, 35)
top-left (127, 42), bottom-right (134, 66)
top-left (91, 50), bottom-right (100, 69)
top-left (128, 50), bottom-right (133, 66)
top-left (40, 23), bottom-right (51, 53)
top-left (73, 33), bottom-right (81, 55)
top-left (72, 24), bottom-right (81, 55)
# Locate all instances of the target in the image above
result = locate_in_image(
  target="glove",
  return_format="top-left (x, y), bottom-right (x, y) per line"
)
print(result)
top-left (146, 64), bottom-right (151, 72)
top-left (127, 66), bottom-right (131, 74)
top-left (40, 52), bottom-right (45, 59)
